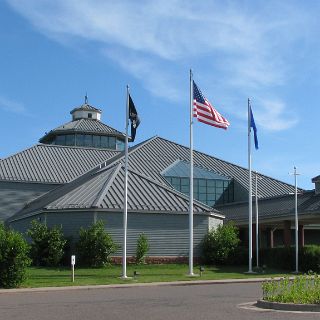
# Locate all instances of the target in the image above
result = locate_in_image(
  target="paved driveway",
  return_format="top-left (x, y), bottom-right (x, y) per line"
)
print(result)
top-left (0, 282), bottom-right (319, 320)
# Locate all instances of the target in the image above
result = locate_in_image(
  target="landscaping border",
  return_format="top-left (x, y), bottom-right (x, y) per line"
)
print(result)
top-left (256, 299), bottom-right (320, 312)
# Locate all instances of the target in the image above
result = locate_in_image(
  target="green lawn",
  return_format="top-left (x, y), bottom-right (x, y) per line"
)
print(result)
top-left (22, 265), bottom-right (289, 288)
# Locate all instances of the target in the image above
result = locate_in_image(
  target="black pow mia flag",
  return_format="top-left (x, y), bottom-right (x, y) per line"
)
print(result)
top-left (128, 94), bottom-right (140, 142)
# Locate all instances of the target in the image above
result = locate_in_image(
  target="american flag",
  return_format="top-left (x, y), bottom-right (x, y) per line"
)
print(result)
top-left (193, 81), bottom-right (230, 129)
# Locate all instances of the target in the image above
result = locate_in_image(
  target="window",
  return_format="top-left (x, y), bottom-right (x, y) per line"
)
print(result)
top-left (76, 134), bottom-right (85, 147)
top-left (84, 134), bottom-right (92, 147)
top-left (65, 135), bottom-right (75, 146)
top-left (88, 113), bottom-right (92, 118)
top-left (101, 136), bottom-right (109, 148)
top-left (109, 137), bottom-right (116, 149)
top-left (164, 176), bottom-right (234, 206)
top-left (92, 135), bottom-right (101, 148)
top-left (55, 135), bottom-right (66, 145)
top-left (116, 139), bottom-right (125, 151)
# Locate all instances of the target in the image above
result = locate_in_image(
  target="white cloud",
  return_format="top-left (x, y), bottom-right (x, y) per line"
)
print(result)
top-left (255, 99), bottom-right (298, 131)
top-left (6, 0), bottom-right (315, 130)
top-left (0, 95), bottom-right (26, 114)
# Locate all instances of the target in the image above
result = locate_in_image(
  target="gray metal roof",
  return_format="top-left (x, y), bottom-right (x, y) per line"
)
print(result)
top-left (39, 118), bottom-right (125, 143)
top-left (0, 144), bottom-right (120, 184)
top-left (216, 191), bottom-right (320, 224)
top-left (9, 162), bottom-right (223, 221)
top-left (119, 137), bottom-right (300, 199)
top-left (70, 103), bottom-right (101, 114)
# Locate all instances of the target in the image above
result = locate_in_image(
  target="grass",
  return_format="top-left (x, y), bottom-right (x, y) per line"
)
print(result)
top-left (20, 264), bottom-right (289, 288)
top-left (262, 273), bottom-right (320, 304)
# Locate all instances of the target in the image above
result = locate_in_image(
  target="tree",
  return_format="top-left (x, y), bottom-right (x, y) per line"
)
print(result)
top-left (27, 220), bottom-right (66, 267)
top-left (0, 224), bottom-right (31, 288)
top-left (202, 223), bottom-right (240, 265)
top-left (76, 221), bottom-right (118, 267)
top-left (136, 233), bottom-right (149, 264)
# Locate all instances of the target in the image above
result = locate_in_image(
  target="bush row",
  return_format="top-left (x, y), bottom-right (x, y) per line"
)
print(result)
top-left (260, 245), bottom-right (320, 273)
top-left (0, 220), bottom-right (150, 288)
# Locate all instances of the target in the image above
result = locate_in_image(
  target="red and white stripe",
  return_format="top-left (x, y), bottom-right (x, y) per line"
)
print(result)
top-left (193, 98), bottom-right (230, 129)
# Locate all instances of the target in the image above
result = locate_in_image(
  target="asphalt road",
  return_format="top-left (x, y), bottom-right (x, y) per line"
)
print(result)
top-left (0, 283), bottom-right (319, 320)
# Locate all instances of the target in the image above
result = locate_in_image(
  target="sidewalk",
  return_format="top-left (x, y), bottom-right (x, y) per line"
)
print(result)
top-left (0, 276), bottom-right (288, 294)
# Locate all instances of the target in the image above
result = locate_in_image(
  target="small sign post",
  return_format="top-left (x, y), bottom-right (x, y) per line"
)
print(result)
top-left (71, 255), bottom-right (76, 282)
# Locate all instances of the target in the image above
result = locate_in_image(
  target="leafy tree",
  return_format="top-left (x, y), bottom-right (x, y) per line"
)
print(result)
top-left (76, 221), bottom-right (118, 267)
top-left (202, 222), bottom-right (240, 265)
top-left (27, 220), bottom-right (66, 267)
top-left (136, 233), bottom-right (149, 264)
top-left (0, 224), bottom-right (31, 288)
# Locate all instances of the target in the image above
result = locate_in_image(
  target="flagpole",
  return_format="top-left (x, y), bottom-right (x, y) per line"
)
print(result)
top-left (255, 171), bottom-right (259, 268)
top-left (122, 85), bottom-right (129, 279)
top-left (189, 69), bottom-right (194, 276)
top-left (248, 98), bottom-right (253, 273)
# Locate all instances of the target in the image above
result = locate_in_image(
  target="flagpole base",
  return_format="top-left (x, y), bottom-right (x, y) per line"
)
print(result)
top-left (187, 273), bottom-right (200, 277)
top-left (120, 276), bottom-right (132, 280)
top-left (244, 271), bottom-right (257, 274)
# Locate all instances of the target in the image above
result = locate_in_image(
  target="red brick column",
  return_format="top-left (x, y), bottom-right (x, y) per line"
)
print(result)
top-left (270, 228), bottom-right (274, 248)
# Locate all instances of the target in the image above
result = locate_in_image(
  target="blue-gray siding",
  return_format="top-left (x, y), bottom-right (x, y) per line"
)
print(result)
top-left (9, 211), bottom-right (223, 257)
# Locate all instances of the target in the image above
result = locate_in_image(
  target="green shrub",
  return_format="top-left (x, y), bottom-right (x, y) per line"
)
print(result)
top-left (136, 233), bottom-right (149, 264)
top-left (202, 223), bottom-right (240, 265)
top-left (0, 224), bottom-right (31, 288)
top-left (260, 245), bottom-right (320, 272)
top-left (76, 221), bottom-right (118, 267)
top-left (300, 245), bottom-right (320, 273)
top-left (262, 273), bottom-right (320, 304)
top-left (27, 220), bottom-right (66, 267)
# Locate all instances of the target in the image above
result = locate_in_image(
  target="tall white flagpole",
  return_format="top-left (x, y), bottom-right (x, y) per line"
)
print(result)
top-left (122, 85), bottom-right (129, 279)
top-left (248, 98), bottom-right (253, 273)
top-left (255, 172), bottom-right (259, 268)
top-left (293, 166), bottom-right (299, 273)
top-left (189, 69), bottom-right (194, 276)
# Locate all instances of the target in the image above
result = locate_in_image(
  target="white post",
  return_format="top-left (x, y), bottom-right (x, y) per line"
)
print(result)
top-left (71, 255), bottom-right (75, 282)
top-left (122, 85), bottom-right (129, 279)
top-left (248, 98), bottom-right (253, 273)
top-left (255, 172), bottom-right (259, 268)
top-left (189, 69), bottom-right (194, 276)
top-left (294, 166), bottom-right (299, 273)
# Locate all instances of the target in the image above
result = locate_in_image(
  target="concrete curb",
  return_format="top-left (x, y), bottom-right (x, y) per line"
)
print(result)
top-left (0, 277), bottom-right (283, 294)
top-left (256, 299), bottom-right (320, 312)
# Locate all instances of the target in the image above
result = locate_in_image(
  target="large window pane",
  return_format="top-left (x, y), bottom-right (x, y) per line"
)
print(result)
top-left (109, 137), bottom-right (116, 149)
top-left (181, 178), bottom-right (189, 186)
top-left (101, 136), bottom-right (109, 148)
top-left (207, 180), bottom-right (215, 187)
top-left (56, 135), bottom-right (66, 145)
top-left (117, 139), bottom-right (125, 151)
top-left (216, 180), bottom-right (223, 187)
top-left (65, 135), bottom-right (75, 146)
top-left (76, 134), bottom-right (85, 146)
top-left (84, 135), bottom-right (92, 147)
top-left (199, 179), bottom-right (206, 187)
top-left (92, 135), bottom-right (101, 148)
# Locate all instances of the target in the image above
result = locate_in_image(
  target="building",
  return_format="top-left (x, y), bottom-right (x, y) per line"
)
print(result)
top-left (1, 99), bottom-right (315, 258)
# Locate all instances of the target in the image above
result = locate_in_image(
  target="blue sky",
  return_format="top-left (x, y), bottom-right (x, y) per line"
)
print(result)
top-left (0, 0), bottom-right (319, 189)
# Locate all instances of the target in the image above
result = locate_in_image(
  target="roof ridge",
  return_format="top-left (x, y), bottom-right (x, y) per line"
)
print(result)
top-left (84, 136), bottom-right (158, 175)
top-left (73, 118), bottom-right (83, 129)
top-left (153, 136), bottom-right (302, 191)
top-left (92, 163), bottom-right (122, 208)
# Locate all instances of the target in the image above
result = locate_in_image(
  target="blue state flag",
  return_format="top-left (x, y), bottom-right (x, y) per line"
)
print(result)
top-left (250, 106), bottom-right (259, 150)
